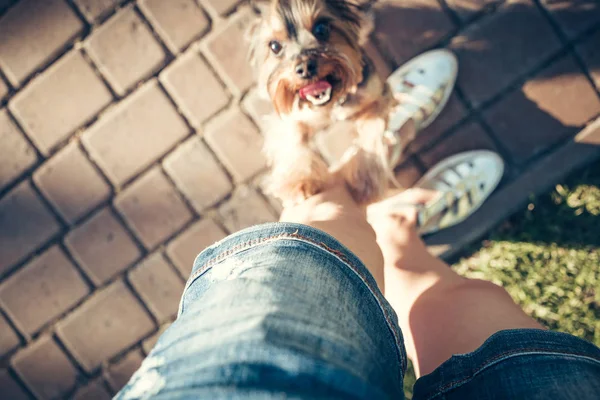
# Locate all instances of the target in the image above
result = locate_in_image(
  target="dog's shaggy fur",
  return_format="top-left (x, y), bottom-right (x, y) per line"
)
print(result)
top-left (248, 0), bottom-right (407, 206)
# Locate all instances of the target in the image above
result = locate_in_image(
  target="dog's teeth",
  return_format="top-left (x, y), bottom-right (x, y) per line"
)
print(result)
top-left (305, 87), bottom-right (332, 106)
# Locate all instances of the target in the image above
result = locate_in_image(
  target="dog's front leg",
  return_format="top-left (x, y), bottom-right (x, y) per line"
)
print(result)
top-left (334, 117), bottom-right (389, 205)
top-left (264, 120), bottom-right (333, 206)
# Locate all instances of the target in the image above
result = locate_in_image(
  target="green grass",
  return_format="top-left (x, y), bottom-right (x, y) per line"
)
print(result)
top-left (403, 160), bottom-right (600, 399)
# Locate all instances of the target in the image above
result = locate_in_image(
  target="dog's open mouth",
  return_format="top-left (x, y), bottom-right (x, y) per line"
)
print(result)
top-left (299, 80), bottom-right (333, 106)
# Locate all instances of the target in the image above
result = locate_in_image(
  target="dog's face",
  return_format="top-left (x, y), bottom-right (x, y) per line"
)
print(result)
top-left (249, 0), bottom-right (368, 120)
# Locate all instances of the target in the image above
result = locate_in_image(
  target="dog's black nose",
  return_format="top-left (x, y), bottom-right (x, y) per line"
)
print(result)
top-left (296, 58), bottom-right (318, 79)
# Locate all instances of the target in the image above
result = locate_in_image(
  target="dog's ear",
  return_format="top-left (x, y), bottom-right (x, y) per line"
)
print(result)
top-left (345, 0), bottom-right (377, 45)
top-left (246, 1), bottom-right (268, 66)
top-left (249, 0), bottom-right (269, 16)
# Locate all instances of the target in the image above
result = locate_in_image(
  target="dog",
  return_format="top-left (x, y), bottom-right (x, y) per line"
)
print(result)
top-left (248, 0), bottom-right (412, 206)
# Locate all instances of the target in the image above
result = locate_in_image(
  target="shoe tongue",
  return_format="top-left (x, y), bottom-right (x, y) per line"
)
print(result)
top-left (299, 80), bottom-right (332, 99)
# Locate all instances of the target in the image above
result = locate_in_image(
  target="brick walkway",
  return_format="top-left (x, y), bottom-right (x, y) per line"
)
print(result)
top-left (0, 0), bottom-right (599, 398)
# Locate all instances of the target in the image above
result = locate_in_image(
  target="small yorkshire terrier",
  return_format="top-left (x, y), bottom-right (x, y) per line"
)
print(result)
top-left (248, 0), bottom-right (410, 206)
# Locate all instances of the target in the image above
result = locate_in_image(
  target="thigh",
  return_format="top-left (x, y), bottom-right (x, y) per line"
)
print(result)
top-left (413, 329), bottom-right (600, 400)
top-left (115, 223), bottom-right (407, 400)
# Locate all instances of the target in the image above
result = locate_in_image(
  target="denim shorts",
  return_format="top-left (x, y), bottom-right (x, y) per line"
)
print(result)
top-left (116, 223), bottom-right (600, 399)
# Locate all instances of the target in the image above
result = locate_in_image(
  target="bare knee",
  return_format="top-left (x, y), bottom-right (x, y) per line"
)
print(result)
top-left (451, 278), bottom-right (511, 298)
top-left (444, 277), bottom-right (544, 329)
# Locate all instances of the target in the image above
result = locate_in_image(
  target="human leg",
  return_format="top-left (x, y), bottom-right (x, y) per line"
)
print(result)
top-left (280, 183), bottom-right (385, 288)
top-left (116, 183), bottom-right (406, 399)
top-left (369, 188), bottom-right (543, 377)
top-left (370, 187), bottom-right (600, 400)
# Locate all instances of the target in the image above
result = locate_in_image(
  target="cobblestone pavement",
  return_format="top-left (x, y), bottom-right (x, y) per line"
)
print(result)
top-left (0, 0), bottom-right (599, 398)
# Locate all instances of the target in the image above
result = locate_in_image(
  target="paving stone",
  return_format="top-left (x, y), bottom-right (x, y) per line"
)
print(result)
top-left (523, 54), bottom-right (600, 125)
top-left (201, 0), bottom-right (241, 16)
top-left (315, 120), bottom-right (357, 165)
top-left (484, 55), bottom-right (600, 164)
top-left (9, 51), bottom-right (113, 155)
top-left (201, 8), bottom-right (255, 95)
top-left (450, 0), bottom-right (562, 107)
top-left (204, 109), bottom-right (266, 182)
top-left (160, 51), bottom-right (230, 129)
top-left (56, 280), bottom-right (154, 372)
top-left (82, 81), bottom-right (189, 186)
top-left (411, 92), bottom-right (469, 152)
top-left (419, 121), bottom-right (497, 167)
top-left (0, 76), bottom-right (8, 101)
top-left (241, 88), bottom-right (273, 131)
top-left (142, 323), bottom-right (171, 355)
top-left (0, 0), bottom-right (13, 13)
top-left (0, 313), bottom-right (19, 357)
top-left (129, 253), bottom-right (184, 322)
top-left (218, 186), bottom-right (277, 233)
top-left (0, 109), bottom-right (37, 191)
top-left (34, 142), bottom-right (111, 224)
top-left (64, 208), bottom-right (141, 285)
top-left (73, 379), bottom-right (111, 400)
top-left (74, 0), bottom-right (120, 23)
top-left (0, 181), bottom-right (60, 276)
top-left (84, 7), bottom-right (167, 96)
top-left (105, 349), bottom-right (144, 392)
top-left (115, 168), bottom-right (193, 249)
top-left (0, 246), bottom-right (88, 335)
top-left (373, 0), bottom-right (454, 65)
top-left (166, 218), bottom-right (227, 277)
top-left (0, 370), bottom-right (30, 400)
top-left (12, 336), bottom-right (78, 400)
top-left (0, 0), bottom-right (84, 86)
top-left (575, 113), bottom-right (600, 145)
top-left (577, 28), bottom-right (600, 88)
top-left (542, 0), bottom-right (600, 39)
top-left (163, 137), bottom-right (232, 212)
top-left (445, 0), bottom-right (503, 22)
top-left (139, 0), bottom-right (210, 54)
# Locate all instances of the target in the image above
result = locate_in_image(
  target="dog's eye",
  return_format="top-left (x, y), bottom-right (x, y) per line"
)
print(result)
top-left (312, 20), bottom-right (331, 41)
top-left (269, 40), bottom-right (283, 55)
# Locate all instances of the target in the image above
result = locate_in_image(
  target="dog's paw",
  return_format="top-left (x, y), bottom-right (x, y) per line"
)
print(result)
top-left (335, 146), bottom-right (387, 205)
top-left (270, 170), bottom-right (333, 206)
top-left (346, 177), bottom-right (383, 205)
top-left (294, 175), bottom-right (333, 202)
top-left (268, 151), bottom-right (334, 206)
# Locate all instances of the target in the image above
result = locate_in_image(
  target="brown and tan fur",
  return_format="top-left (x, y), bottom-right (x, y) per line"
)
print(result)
top-left (248, 0), bottom-right (407, 206)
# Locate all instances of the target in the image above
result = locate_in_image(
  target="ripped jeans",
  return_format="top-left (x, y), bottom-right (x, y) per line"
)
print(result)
top-left (116, 223), bottom-right (600, 399)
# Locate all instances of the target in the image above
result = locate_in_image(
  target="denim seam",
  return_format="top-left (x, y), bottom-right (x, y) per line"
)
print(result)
top-left (427, 349), bottom-right (600, 400)
top-left (179, 231), bottom-right (406, 372)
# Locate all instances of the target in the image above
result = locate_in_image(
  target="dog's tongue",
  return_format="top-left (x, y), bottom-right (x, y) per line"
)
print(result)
top-left (299, 80), bottom-right (332, 100)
